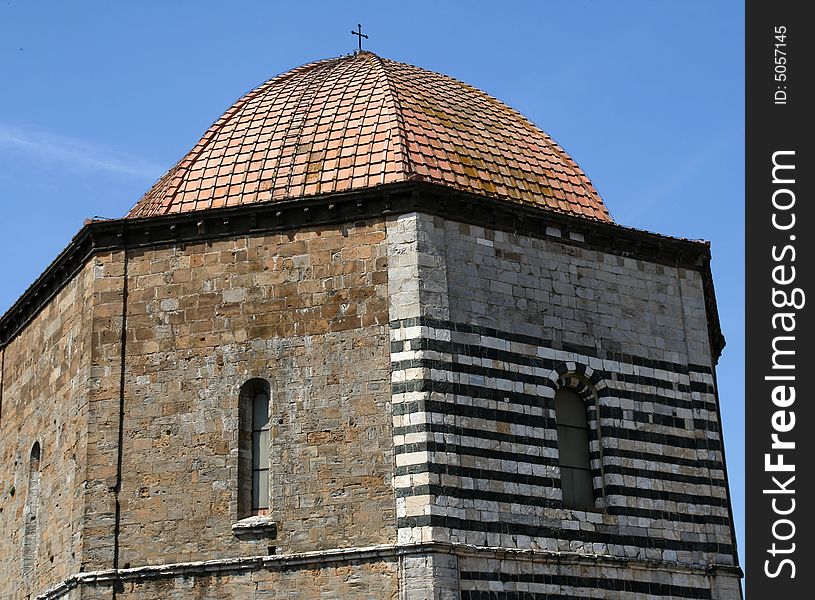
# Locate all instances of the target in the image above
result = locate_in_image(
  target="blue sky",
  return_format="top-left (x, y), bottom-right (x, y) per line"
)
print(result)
top-left (0, 0), bottom-right (744, 567)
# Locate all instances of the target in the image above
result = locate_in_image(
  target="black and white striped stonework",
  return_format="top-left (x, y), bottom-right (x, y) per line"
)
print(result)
top-left (390, 317), bottom-right (734, 566)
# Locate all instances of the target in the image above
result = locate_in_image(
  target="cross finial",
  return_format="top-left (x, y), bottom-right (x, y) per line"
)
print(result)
top-left (351, 24), bottom-right (368, 52)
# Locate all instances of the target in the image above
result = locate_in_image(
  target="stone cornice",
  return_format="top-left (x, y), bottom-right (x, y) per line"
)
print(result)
top-left (35, 541), bottom-right (743, 600)
top-left (0, 181), bottom-right (724, 360)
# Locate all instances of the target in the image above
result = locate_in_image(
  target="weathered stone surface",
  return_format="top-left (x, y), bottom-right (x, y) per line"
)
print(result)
top-left (113, 560), bottom-right (399, 600)
top-left (0, 253), bottom-right (112, 599)
top-left (0, 212), bottom-right (740, 599)
top-left (116, 221), bottom-right (394, 566)
top-left (389, 214), bottom-right (741, 596)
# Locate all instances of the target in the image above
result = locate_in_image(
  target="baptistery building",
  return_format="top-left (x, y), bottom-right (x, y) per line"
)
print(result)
top-left (0, 51), bottom-right (741, 599)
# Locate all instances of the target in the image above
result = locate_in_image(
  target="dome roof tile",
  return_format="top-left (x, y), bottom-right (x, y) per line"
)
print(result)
top-left (127, 52), bottom-right (611, 222)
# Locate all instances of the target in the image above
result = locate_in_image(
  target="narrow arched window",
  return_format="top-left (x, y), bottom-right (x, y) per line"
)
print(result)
top-left (239, 380), bottom-right (271, 518)
top-left (22, 442), bottom-right (42, 574)
top-left (251, 391), bottom-right (271, 515)
top-left (555, 387), bottom-right (594, 509)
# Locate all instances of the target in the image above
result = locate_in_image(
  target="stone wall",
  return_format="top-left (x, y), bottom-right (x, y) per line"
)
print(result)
top-left (0, 255), bottom-right (100, 599)
top-left (1, 219), bottom-right (397, 599)
top-left (399, 547), bottom-right (742, 600)
top-left (388, 213), bottom-right (739, 596)
top-left (454, 552), bottom-right (736, 600)
top-left (116, 220), bottom-right (395, 566)
top-left (0, 208), bottom-right (740, 599)
top-left (75, 559), bottom-right (399, 600)
top-left (82, 250), bottom-right (128, 572)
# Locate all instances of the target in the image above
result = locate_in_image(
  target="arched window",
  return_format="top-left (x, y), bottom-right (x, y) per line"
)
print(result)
top-left (22, 442), bottom-right (42, 574)
top-left (554, 387), bottom-right (594, 509)
top-left (239, 380), bottom-right (271, 518)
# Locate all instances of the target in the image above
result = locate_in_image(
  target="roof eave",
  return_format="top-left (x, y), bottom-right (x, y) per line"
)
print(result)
top-left (0, 181), bottom-right (724, 359)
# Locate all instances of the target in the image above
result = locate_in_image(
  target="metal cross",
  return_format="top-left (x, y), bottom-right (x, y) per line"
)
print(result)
top-left (351, 24), bottom-right (368, 51)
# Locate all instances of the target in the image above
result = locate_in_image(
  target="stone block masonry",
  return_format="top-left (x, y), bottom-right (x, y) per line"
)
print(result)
top-left (1, 220), bottom-right (398, 599)
top-left (387, 213), bottom-right (740, 599)
top-left (0, 44), bottom-right (736, 596)
top-left (117, 221), bottom-right (395, 565)
top-left (0, 210), bottom-right (740, 599)
top-left (0, 250), bottom-right (132, 599)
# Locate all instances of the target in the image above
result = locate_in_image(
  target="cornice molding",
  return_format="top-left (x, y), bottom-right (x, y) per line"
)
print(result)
top-left (0, 181), bottom-right (724, 360)
top-left (35, 540), bottom-right (742, 600)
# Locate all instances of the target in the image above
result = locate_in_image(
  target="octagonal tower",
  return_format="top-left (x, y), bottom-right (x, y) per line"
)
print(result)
top-left (0, 52), bottom-right (740, 599)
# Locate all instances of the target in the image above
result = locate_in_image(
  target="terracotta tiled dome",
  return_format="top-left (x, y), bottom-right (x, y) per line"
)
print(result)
top-left (128, 52), bottom-right (611, 222)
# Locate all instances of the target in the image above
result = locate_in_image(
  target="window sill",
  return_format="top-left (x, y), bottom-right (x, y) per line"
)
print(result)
top-left (232, 516), bottom-right (277, 538)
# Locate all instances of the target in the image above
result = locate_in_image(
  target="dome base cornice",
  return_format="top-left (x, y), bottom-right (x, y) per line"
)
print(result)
top-left (0, 181), bottom-right (723, 359)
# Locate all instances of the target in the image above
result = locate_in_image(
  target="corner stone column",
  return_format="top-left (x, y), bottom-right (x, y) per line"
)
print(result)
top-left (386, 212), bottom-right (450, 323)
top-left (400, 552), bottom-right (460, 600)
top-left (387, 213), bottom-right (460, 599)
top-left (709, 567), bottom-right (744, 600)
top-left (82, 250), bottom-right (128, 571)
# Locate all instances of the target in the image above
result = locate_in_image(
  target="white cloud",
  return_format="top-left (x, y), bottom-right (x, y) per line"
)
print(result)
top-left (0, 124), bottom-right (162, 178)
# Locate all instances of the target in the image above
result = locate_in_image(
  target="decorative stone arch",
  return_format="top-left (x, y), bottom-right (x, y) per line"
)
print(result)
top-left (547, 361), bottom-right (607, 395)
top-left (545, 362), bottom-right (607, 423)
top-left (546, 362), bottom-right (608, 510)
